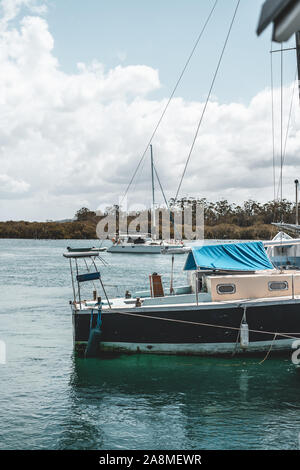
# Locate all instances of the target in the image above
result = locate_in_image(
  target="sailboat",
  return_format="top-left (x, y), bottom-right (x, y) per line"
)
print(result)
top-left (107, 145), bottom-right (186, 254)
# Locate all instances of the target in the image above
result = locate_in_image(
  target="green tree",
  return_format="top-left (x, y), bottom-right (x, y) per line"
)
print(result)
top-left (75, 207), bottom-right (96, 221)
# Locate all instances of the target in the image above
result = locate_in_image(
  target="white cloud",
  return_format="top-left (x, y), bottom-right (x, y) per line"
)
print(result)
top-left (0, 4), bottom-right (300, 221)
top-left (0, 0), bottom-right (47, 30)
top-left (0, 173), bottom-right (30, 196)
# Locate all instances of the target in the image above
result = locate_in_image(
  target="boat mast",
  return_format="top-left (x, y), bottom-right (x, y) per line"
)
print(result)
top-left (296, 33), bottom-right (300, 226)
top-left (150, 144), bottom-right (156, 240)
top-left (296, 31), bottom-right (300, 104)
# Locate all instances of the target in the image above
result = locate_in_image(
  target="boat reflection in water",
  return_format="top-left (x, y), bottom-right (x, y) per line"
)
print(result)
top-left (63, 354), bottom-right (300, 450)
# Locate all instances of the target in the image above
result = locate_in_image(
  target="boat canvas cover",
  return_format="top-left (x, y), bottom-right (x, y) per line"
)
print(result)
top-left (184, 242), bottom-right (274, 271)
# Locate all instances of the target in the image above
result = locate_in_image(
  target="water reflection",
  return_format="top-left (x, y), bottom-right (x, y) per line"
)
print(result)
top-left (61, 354), bottom-right (300, 450)
top-left (2, 239), bottom-right (300, 450)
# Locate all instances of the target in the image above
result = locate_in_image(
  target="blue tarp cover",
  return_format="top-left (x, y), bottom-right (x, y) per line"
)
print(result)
top-left (184, 242), bottom-right (274, 272)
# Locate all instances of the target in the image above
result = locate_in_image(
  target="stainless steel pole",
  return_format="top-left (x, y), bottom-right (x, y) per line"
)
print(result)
top-left (295, 179), bottom-right (299, 225)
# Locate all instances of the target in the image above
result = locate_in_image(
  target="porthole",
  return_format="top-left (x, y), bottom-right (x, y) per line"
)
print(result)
top-left (217, 284), bottom-right (236, 295)
top-left (268, 281), bottom-right (288, 291)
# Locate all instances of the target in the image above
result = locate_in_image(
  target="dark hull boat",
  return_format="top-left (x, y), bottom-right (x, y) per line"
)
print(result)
top-left (73, 299), bottom-right (300, 357)
top-left (64, 242), bottom-right (300, 358)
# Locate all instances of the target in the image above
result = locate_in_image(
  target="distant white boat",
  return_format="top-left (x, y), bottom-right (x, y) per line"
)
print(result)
top-left (267, 232), bottom-right (300, 269)
top-left (107, 234), bottom-right (186, 254)
top-left (67, 246), bottom-right (107, 253)
top-left (106, 144), bottom-right (186, 254)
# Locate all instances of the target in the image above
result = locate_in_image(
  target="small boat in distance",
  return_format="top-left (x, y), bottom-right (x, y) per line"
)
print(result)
top-left (67, 246), bottom-right (107, 253)
top-left (107, 234), bottom-right (186, 254)
top-left (106, 145), bottom-right (187, 254)
top-left (64, 241), bottom-right (300, 358)
top-left (267, 232), bottom-right (300, 269)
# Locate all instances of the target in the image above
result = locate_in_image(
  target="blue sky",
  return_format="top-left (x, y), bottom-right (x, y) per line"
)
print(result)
top-left (1, 0), bottom-right (300, 221)
top-left (46, 0), bottom-right (296, 104)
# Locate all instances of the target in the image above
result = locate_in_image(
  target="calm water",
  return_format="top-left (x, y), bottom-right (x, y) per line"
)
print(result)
top-left (0, 239), bottom-right (300, 450)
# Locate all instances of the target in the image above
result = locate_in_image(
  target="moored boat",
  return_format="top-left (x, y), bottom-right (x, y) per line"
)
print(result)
top-left (107, 234), bottom-right (186, 254)
top-left (267, 232), bottom-right (300, 269)
top-left (105, 145), bottom-right (187, 254)
top-left (64, 241), bottom-right (300, 358)
top-left (67, 246), bottom-right (107, 253)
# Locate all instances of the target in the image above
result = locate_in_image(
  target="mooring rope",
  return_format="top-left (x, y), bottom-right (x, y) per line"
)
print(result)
top-left (259, 333), bottom-right (278, 365)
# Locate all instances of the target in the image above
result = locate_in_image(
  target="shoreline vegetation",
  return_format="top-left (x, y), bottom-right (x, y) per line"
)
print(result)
top-left (0, 198), bottom-right (296, 240)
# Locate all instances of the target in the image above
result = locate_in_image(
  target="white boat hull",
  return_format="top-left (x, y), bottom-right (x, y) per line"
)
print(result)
top-left (107, 244), bottom-right (185, 254)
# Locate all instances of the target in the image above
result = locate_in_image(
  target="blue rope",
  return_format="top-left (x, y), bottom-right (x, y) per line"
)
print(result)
top-left (96, 302), bottom-right (102, 329)
top-left (90, 302), bottom-right (102, 330)
top-left (89, 309), bottom-right (94, 330)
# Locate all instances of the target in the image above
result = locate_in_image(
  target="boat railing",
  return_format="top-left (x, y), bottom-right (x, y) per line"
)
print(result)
top-left (63, 251), bottom-right (111, 308)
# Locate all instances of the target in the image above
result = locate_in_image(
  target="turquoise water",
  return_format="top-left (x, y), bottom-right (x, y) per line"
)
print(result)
top-left (0, 239), bottom-right (300, 450)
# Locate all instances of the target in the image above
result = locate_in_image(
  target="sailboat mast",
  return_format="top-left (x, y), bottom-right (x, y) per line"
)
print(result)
top-left (150, 144), bottom-right (156, 239)
top-left (296, 31), bottom-right (300, 104)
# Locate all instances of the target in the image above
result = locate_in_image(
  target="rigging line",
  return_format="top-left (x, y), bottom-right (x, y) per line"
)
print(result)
top-left (130, 151), bottom-right (148, 196)
top-left (280, 43), bottom-right (284, 221)
top-left (276, 68), bottom-right (298, 201)
top-left (270, 41), bottom-right (276, 204)
top-left (271, 47), bottom-right (296, 53)
top-left (174, 0), bottom-right (241, 203)
top-left (119, 0), bottom-right (219, 207)
top-left (153, 163), bottom-right (182, 240)
top-left (153, 164), bottom-right (170, 208)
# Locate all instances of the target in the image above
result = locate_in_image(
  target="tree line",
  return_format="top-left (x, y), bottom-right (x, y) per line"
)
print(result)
top-left (0, 220), bottom-right (97, 239)
top-left (170, 197), bottom-right (296, 226)
top-left (0, 198), bottom-right (296, 239)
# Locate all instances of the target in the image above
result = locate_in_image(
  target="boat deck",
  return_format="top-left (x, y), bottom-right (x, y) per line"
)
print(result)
top-left (75, 293), bottom-right (300, 313)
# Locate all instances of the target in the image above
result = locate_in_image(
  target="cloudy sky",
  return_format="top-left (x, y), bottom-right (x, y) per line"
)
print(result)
top-left (0, 0), bottom-right (299, 221)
